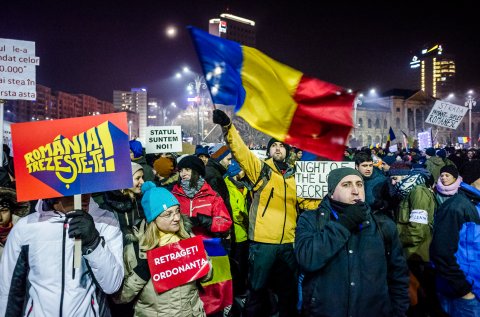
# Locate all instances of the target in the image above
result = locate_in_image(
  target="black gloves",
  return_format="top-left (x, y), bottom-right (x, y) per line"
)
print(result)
top-left (212, 109), bottom-right (231, 127)
top-left (66, 210), bottom-right (100, 254)
top-left (133, 258), bottom-right (151, 281)
top-left (337, 202), bottom-right (369, 232)
top-left (190, 213), bottom-right (213, 230)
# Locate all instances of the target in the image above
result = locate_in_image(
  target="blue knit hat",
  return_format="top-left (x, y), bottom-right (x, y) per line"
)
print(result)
top-left (195, 145), bottom-right (210, 158)
top-left (436, 149), bottom-right (447, 159)
top-left (129, 140), bottom-right (143, 158)
top-left (227, 159), bottom-right (242, 177)
top-left (209, 144), bottom-right (231, 162)
top-left (141, 181), bottom-right (179, 223)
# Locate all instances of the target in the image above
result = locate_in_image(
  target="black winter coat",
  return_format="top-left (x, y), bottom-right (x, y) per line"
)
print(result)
top-left (295, 197), bottom-right (409, 317)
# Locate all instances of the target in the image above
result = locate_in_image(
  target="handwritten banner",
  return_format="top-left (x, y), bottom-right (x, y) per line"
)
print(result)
top-left (147, 236), bottom-right (209, 293)
top-left (11, 112), bottom-right (131, 201)
top-left (425, 100), bottom-right (468, 129)
top-left (295, 161), bottom-right (355, 199)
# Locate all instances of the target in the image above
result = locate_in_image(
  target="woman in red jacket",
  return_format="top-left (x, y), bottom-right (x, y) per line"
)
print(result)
top-left (172, 155), bottom-right (232, 239)
top-left (171, 155), bottom-right (233, 316)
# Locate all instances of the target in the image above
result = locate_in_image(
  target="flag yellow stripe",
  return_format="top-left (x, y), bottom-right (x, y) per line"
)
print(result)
top-left (237, 46), bottom-right (302, 141)
top-left (201, 256), bottom-right (232, 286)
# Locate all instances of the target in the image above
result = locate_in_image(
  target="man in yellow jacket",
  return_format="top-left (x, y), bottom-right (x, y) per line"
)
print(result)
top-left (213, 109), bottom-right (307, 317)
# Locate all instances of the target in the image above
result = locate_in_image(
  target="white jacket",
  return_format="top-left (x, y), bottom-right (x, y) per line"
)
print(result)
top-left (0, 199), bottom-right (124, 317)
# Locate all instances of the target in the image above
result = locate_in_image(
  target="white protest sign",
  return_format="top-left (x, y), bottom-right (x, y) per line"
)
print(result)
top-left (418, 129), bottom-right (432, 151)
top-left (295, 161), bottom-right (355, 199)
top-left (145, 126), bottom-right (182, 153)
top-left (251, 149), bottom-right (268, 160)
top-left (425, 100), bottom-right (468, 129)
top-left (389, 144), bottom-right (398, 153)
top-left (0, 38), bottom-right (39, 100)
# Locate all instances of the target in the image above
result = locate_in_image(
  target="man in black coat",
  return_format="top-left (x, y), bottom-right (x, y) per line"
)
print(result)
top-left (295, 167), bottom-right (409, 317)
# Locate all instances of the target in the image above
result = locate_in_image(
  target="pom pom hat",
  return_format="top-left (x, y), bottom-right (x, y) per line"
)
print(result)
top-left (141, 181), bottom-right (179, 223)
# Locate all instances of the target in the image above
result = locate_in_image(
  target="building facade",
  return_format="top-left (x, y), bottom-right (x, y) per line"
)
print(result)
top-left (209, 13), bottom-right (256, 46)
top-left (350, 89), bottom-right (480, 149)
top-left (113, 88), bottom-right (147, 143)
top-left (4, 84), bottom-right (114, 123)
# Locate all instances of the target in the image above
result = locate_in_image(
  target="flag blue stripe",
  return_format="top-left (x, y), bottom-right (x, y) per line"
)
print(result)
top-left (188, 26), bottom-right (246, 109)
top-left (202, 238), bottom-right (228, 256)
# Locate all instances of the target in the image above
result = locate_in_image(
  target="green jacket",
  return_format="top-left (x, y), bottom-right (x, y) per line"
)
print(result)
top-left (225, 176), bottom-right (249, 243)
top-left (395, 184), bottom-right (436, 262)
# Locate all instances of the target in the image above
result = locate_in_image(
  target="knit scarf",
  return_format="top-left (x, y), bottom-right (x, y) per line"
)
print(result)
top-left (394, 173), bottom-right (426, 200)
top-left (436, 176), bottom-right (462, 196)
top-left (159, 231), bottom-right (181, 246)
top-left (181, 177), bottom-right (205, 198)
top-left (0, 222), bottom-right (13, 245)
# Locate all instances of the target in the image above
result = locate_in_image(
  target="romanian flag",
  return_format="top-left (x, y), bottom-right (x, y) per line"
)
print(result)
top-left (458, 136), bottom-right (470, 144)
top-left (200, 238), bottom-right (232, 314)
top-left (388, 127), bottom-right (396, 141)
top-left (189, 26), bottom-right (356, 161)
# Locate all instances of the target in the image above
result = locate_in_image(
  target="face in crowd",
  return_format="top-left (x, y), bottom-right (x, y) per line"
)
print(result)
top-left (154, 205), bottom-right (181, 234)
top-left (357, 161), bottom-right (374, 177)
top-left (219, 153), bottom-right (232, 170)
top-left (269, 142), bottom-right (287, 162)
top-left (390, 175), bottom-right (407, 187)
top-left (439, 172), bottom-right (456, 186)
top-left (53, 194), bottom-right (92, 213)
top-left (198, 154), bottom-right (209, 166)
top-left (179, 168), bottom-right (192, 181)
top-left (331, 175), bottom-right (365, 204)
top-left (130, 170), bottom-right (145, 195)
top-left (0, 208), bottom-right (12, 227)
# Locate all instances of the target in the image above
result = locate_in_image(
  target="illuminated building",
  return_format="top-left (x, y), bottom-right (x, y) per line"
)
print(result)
top-left (410, 44), bottom-right (455, 99)
top-left (113, 88), bottom-right (147, 142)
top-left (209, 13), bottom-right (256, 46)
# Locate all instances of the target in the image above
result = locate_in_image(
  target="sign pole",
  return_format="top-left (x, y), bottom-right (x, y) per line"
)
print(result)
top-left (0, 100), bottom-right (4, 155)
top-left (73, 194), bottom-right (82, 270)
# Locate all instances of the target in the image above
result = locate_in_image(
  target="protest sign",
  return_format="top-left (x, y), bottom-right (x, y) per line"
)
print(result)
top-left (389, 144), bottom-right (398, 153)
top-left (418, 129), bottom-right (432, 151)
top-left (11, 112), bottom-right (131, 201)
top-left (425, 100), bottom-right (468, 129)
top-left (145, 126), bottom-right (182, 154)
top-left (0, 38), bottom-right (39, 101)
top-left (295, 161), bottom-right (355, 199)
top-left (147, 236), bottom-right (209, 293)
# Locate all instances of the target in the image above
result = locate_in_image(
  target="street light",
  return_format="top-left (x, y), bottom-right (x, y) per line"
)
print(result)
top-left (177, 67), bottom-right (207, 144)
top-left (465, 92), bottom-right (477, 147)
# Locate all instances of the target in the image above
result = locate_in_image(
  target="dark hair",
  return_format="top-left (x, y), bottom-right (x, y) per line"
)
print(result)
top-left (178, 168), bottom-right (201, 189)
top-left (354, 151), bottom-right (372, 166)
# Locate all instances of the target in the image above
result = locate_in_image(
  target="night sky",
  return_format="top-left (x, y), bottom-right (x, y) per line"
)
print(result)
top-left (1, 1), bottom-right (479, 104)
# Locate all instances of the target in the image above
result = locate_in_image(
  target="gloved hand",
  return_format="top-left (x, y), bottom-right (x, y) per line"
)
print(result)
top-left (212, 109), bottom-right (231, 127)
top-left (337, 202), bottom-right (369, 232)
top-left (66, 210), bottom-right (100, 254)
top-left (190, 213), bottom-right (213, 230)
top-left (133, 257), bottom-right (151, 281)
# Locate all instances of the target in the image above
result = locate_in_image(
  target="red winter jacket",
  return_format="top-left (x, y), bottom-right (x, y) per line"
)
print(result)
top-left (172, 182), bottom-right (232, 238)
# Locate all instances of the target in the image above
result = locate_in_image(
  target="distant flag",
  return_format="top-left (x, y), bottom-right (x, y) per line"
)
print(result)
top-left (388, 127), bottom-right (396, 141)
top-left (401, 130), bottom-right (414, 150)
top-left (458, 136), bottom-right (470, 144)
top-left (188, 26), bottom-right (356, 161)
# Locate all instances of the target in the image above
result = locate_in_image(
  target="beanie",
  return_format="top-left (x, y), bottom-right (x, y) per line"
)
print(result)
top-left (425, 147), bottom-right (435, 157)
top-left (129, 140), bottom-right (143, 158)
top-left (266, 137), bottom-right (291, 158)
top-left (195, 145), bottom-right (210, 158)
top-left (0, 187), bottom-right (29, 217)
top-left (327, 167), bottom-right (363, 196)
top-left (460, 160), bottom-right (480, 185)
top-left (177, 155), bottom-right (205, 177)
top-left (141, 181), bottom-right (179, 223)
top-left (131, 162), bottom-right (143, 176)
top-left (382, 155), bottom-right (397, 166)
top-left (209, 144), bottom-right (231, 162)
top-left (436, 149), bottom-right (447, 159)
top-left (153, 157), bottom-right (175, 178)
top-left (440, 164), bottom-right (459, 179)
top-left (227, 159), bottom-right (242, 177)
top-left (389, 161), bottom-right (411, 176)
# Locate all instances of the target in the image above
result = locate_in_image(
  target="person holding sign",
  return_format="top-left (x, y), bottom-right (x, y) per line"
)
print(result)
top-left (0, 194), bottom-right (124, 317)
top-left (115, 181), bottom-right (211, 317)
top-left (295, 167), bottom-right (409, 316)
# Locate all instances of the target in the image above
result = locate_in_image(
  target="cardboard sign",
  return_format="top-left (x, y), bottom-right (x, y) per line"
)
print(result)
top-left (11, 112), bottom-right (132, 201)
top-left (147, 236), bottom-right (209, 293)
top-left (0, 38), bottom-right (39, 100)
top-left (425, 101), bottom-right (468, 129)
top-left (145, 126), bottom-right (182, 154)
top-left (295, 161), bottom-right (355, 199)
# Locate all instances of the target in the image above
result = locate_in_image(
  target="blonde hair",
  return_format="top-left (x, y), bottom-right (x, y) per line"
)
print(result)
top-left (141, 214), bottom-right (191, 250)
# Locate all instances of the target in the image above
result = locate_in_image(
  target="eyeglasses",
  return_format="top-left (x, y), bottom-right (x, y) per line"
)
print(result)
top-left (159, 209), bottom-right (181, 220)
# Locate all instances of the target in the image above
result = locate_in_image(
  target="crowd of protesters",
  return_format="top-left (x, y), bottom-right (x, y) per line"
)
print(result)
top-left (1, 114), bottom-right (480, 317)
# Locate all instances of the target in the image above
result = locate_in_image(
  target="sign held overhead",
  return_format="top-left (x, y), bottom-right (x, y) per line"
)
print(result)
top-left (425, 100), bottom-right (468, 129)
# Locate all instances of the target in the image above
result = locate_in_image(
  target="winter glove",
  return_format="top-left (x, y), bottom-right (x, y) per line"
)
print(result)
top-left (212, 109), bottom-right (231, 127)
top-left (66, 210), bottom-right (101, 254)
top-left (133, 258), bottom-right (151, 281)
top-left (337, 202), bottom-right (369, 232)
top-left (190, 213), bottom-right (213, 230)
